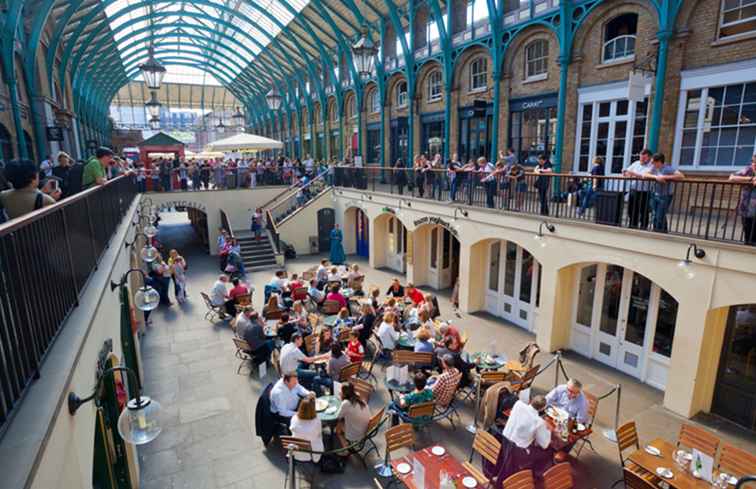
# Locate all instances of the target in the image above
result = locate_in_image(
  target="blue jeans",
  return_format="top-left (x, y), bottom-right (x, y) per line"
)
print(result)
top-left (296, 367), bottom-right (332, 396)
top-left (137, 179), bottom-right (146, 193)
top-left (432, 178), bottom-right (443, 200)
top-left (449, 178), bottom-right (458, 201)
top-left (485, 180), bottom-right (496, 208)
top-left (651, 194), bottom-right (672, 232)
top-left (161, 175), bottom-right (171, 191)
top-left (579, 187), bottom-right (596, 214)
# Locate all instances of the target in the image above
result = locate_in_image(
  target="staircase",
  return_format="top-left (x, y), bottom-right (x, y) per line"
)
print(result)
top-left (234, 231), bottom-right (279, 272)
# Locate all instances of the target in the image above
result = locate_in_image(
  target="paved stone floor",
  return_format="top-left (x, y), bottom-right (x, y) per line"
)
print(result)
top-left (138, 213), bottom-right (755, 489)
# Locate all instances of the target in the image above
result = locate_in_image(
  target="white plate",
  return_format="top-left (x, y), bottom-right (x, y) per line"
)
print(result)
top-left (397, 463), bottom-right (412, 475)
top-left (462, 476), bottom-right (478, 488)
top-left (315, 399), bottom-right (329, 412)
top-left (644, 445), bottom-right (661, 456)
top-left (656, 467), bottom-right (674, 479)
top-left (431, 446), bottom-right (446, 456)
top-left (576, 423), bottom-right (586, 432)
top-left (325, 406), bottom-right (338, 415)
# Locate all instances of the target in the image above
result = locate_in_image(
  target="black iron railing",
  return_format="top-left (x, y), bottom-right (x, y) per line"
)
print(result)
top-left (139, 166), bottom-right (319, 192)
top-left (333, 167), bottom-right (755, 246)
top-left (265, 172), bottom-right (330, 253)
top-left (0, 175), bottom-right (137, 436)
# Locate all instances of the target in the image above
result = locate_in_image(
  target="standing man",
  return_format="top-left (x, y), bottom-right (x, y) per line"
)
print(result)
top-left (39, 154), bottom-right (53, 178)
top-left (623, 148), bottom-right (654, 229)
top-left (644, 153), bottom-right (684, 233)
top-left (448, 154), bottom-right (462, 201)
top-left (533, 153), bottom-right (553, 216)
top-left (729, 154), bottom-right (756, 246)
top-left (159, 158), bottom-right (172, 191)
top-left (82, 147), bottom-right (113, 189)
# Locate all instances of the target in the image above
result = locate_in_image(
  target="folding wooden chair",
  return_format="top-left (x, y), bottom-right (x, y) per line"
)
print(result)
top-left (462, 430), bottom-right (501, 488)
top-left (405, 401), bottom-right (436, 432)
top-left (350, 377), bottom-right (375, 403)
top-left (717, 443), bottom-right (756, 480)
top-left (280, 436), bottom-right (318, 488)
top-left (502, 469), bottom-right (535, 489)
top-left (292, 287), bottom-right (309, 301)
top-left (572, 390), bottom-right (598, 457)
top-left (358, 338), bottom-right (382, 383)
top-left (303, 334), bottom-right (318, 356)
top-left (377, 423), bottom-right (416, 478)
top-left (543, 462), bottom-right (573, 489)
top-left (338, 361), bottom-right (361, 382)
top-left (622, 467), bottom-right (658, 489)
top-left (677, 423), bottom-right (720, 459)
top-left (337, 328), bottom-right (351, 343)
top-left (616, 421), bottom-right (658, 484)
top-left (510, 364), bottom-right (540, 394)
top-left (322, 300), bottom-right (341, 315)
top-left (201, 292), bottom-right (226, 321)
top-left (337, 407), bottom-right (385, 467)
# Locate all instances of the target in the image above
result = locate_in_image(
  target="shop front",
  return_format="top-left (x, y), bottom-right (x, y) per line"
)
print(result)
top-left (508, 93), bottom-right (558, 166)
top-left (390, 117), bottom-right (409, 165)
top-left (330, 128), bottom-right (340, 160)
top-left (421, 112), bottom-right (445, 157)
top-left (366, 123), bottom-right (381, 165)
top-left (458, 101), bottom-right (492, 163)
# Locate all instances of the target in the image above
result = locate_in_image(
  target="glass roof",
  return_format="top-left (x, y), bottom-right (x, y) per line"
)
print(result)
top-left (101, 0), bottom-right (311, 85)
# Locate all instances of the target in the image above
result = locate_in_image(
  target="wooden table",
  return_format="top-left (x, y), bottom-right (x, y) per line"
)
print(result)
top-left (627, 438), bottom-right (712, 489)
top-left (391, 447), bottom-right (475, 489)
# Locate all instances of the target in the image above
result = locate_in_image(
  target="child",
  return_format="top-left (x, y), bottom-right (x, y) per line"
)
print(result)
top-left (346, 330), bottom-right (365, 363)
top-left (333, 307), bottom-right (351, 338)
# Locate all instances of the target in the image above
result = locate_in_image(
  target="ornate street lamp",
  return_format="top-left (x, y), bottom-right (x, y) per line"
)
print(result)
top-left (232, 107), bottom-right (245, 128)
top-left (138, 48), bottom-right (167, 90)
top-left (216, 119), bottom-right (226, 134)
top-left (145, 90), bottom-right (162, 118)
top-left (149, 116), bottom-right (160, 131)
top-left (266, 87), bottom-right (282, 111)
top-left (351, 28), bottom-right (379, 81)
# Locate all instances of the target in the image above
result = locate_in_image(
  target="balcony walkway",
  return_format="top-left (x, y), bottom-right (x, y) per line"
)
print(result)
top-left (137, 213), bottom-right (755, 489)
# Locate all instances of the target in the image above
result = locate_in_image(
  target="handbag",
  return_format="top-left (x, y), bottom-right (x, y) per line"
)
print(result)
top-left (319, 453), bottom-right (346, 473)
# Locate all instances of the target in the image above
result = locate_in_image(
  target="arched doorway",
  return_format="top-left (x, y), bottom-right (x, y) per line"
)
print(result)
top-left (570, 264), bottom-right (679, 388)
top-left (484, 240), bottom-right (541, 331)
top-left (414, 223), bottom-right (460, 290)
top-left (0, 123), bottom-right (13, 163)
top-left (355, 209), bottom-right (369, 258)
top-left (711, 304), bottom-right (755, 430)
top-left (317, 208), bottom-right (335, 252)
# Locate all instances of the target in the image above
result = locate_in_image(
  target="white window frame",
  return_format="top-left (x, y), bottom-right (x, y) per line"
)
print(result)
top-left (396, 81), bottom-right (408, 108)
top-left (370, 90), bottom-right (381, 113)
top-left (673, 59), bottom-right (756, 170)
top-left (427, 70), bottom-right (443, 102)
top-left (469, 57), bottom-right (488, 93)
top-left (601, 14), bottom-right (638, 64)
top-left (524, 39), bottom-right (549, 81)
top-left (719, 0), bottom-right (756, 39)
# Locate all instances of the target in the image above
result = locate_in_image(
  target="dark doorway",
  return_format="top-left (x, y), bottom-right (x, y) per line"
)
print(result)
top-left (712, 304), bottom-right (756, 431)
top-left (317, 208), bottom-right (335, 252)
top-left (356, 209), bottom-right (369, 258)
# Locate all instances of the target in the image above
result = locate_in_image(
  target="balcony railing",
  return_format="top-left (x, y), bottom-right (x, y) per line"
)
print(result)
top-left (0, 175), bottom-right (137, 435)
top-left (265, 171), bottom-right (329, 252)
top-left (140, 166), bottom-right (298, 192)
top-left (332, 167), bottom-right (755, 246)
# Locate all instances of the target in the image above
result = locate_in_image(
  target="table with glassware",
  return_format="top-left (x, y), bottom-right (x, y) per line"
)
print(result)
top-left (627, 439), bottom-right (730, 489)
top-left (385, 378), bottom-right (415, 401)
top-left (391, 446), bottom-right (480, 489)
top-left (315, 395), bottom-right (341, 424)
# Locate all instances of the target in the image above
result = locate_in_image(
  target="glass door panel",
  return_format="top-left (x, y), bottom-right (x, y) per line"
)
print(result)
top-left (430, 228), bottom-right (438, 269)
top-left (576, 265), bottom-right (597, 328)
top-left (625, 273), bottom-right (651, 346)
top-left (519, 250), bottom-right (533, 304)
top-left (600, 265), bottom-right (624, 336)
top-left (504, 242), bottom-right (517, 297)
top-left (488, 242), bottom-right (500, 292)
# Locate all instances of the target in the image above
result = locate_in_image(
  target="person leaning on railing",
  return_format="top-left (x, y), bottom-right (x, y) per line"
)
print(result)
top-left (0, 159), bottom-right (60, 221)
top-left (643, 153), bottom-right (684, 233)
top-left (729, 154), bottom-right (756, 246)
top-left (82, 147), bottom-right (114, 189)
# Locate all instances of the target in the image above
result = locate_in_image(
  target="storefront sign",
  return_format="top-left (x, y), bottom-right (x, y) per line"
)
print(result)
top-left (46, 126), bottom-right (64, 141)
top-left (509, 93), bottom-right (558, 112)
top-left (413, 216), bottom-right (459, 237)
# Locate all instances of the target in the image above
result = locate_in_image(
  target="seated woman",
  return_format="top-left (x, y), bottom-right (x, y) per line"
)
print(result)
top-left (262, 294), bottom-right (284, 318)
top-left (347, 264), bottom-right (363, 288)
top-left (369, 287), bottom-right (381, 310)
top-left (385, 278), bottom-right (405, 298)
top-left (413, 327), bottom-right (435, 353)
top-left (405, 283), bottom-right (425, 306)
top-left (327, 342), bottom-right (350, 381)
top-left (277, 313), bottom-right (298, 344)
top-left (336, 382), bottom-right (372, 448)
top-left (326, 285), bottom-right (348, 310)
top-left (389, 372), bottom-right (434, 425)
top-left (290, 300), bottom-right (308, 325)
top-left (346, 330), bottom-right (365, 363)
top-left (289, 394), bottom-right (324, 463)
top-left (327, 266), bottom-right (341, 283)
top-left (318, 327), bottom-right (334, 354)
top-left (332, 307), bottom-right (352, 338)
top-left (418, 308), bottom-right (435, 331)
top-left (353, 303), bottom-right (376, 347)
top-left (423, 293), bottom-right (441, 319)
top-left (377, 311), bottom-right (401, 350)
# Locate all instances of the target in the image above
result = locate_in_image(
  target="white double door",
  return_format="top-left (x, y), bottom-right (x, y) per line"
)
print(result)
top-left (386, 216), bottom-right (406, 273)
top-left (571, 264), bottom-right (659, 379)
top-left (485, 241), bottom-right (540, 331)
top-left (428, 226), bottom-right (454, 290)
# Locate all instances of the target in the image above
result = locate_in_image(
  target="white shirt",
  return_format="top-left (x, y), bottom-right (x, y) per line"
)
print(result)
top-left (210, 280), bottom-right (227, 306)
top-left (290, 415), bottom-right (323, 462)
top-left (40, 159), bottom-right (53, 177)
top-left (280, 342), bottom-right (307, 374)
top-left (316, 265), bottom-right (328, 282)
top-left (269, 276), bottom-right (288, 290)
top-left (327, 272), bottom-right (342, 282)
top-left (270, 378), bottom-right (310, 418)
top-left (377, 321), bottom-right (400, 350)
top-left (502, 401), bottom-right (551, 450)
top-left (625, 160), bottom-right (653, 190)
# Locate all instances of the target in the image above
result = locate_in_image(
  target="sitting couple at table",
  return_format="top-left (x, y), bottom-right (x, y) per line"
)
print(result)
top-left (386, 279), bottom-right (425, 306)
top-left (388, 356), bottom-right (461, 424)
top-left (235, 306), bottom-right (276, 364)
top-left (279, 333), bottom-right (332, 395)
top-left (276, 313), bottom-right (312, 344)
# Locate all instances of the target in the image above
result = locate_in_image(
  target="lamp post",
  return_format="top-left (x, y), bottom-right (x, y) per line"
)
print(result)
top-left (232, 107), bottom-right (245, 129)
top-left (216, 119), bottom-right (226, 134)
top-left (125, 232), bottom-right (159, 263)
top-left (149, 116), bottom-right (160, 131)
top-left (351, 28), bottom-right (379, 81)
top-left (138, 47), bottom-right (167, 90)
top-left (68, 365), bottom-right (162, 445)
top-left (145, 90), bottom-right (162, 119)
top-left (266, 87), bottom-right (282, 111)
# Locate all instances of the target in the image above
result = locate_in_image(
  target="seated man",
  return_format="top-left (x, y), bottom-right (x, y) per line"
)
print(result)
top-left (545, 378), bottom-right (589, 424)
top-left (307, 279), bottom-right (325, 305)
top-left (430, 354), bottom-right (462, 408)
top-left (210, 274), bottom-right (234, 318)
top-left (390, 372), bottom-right (435, 425)
top-left (386, 278), bottom-right (405, 298)
top-left (236, 306), bottom-right (275, 363)
top-left (405, 283), bottom-right (425, 306)
top-left (326, 284), bottom-right (348, 309)
top-left (316, 259), bottom-right (330, 289)
top-left (270, 372), bottom-right (312, 426)
top-left (280, 333), bottom-right (331, 395)
top-left (228, 278), bottom-right (251, 303)
top-left (439, 323), bottom-right (463, 353)
top-left (495, 395), bottom-right (553, 480)
top-left (269, 270), bottom-right (288, 294)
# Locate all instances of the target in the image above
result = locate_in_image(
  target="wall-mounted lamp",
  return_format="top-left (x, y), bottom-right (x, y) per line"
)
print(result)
top-left (125, 232), bottom-right (159, 262)
top-left (454, 207), bottom-right (469, 220)
top-left (111, 268), bottom-right (160, 311)
top-left (68, 366), bottom-right (162, 445)
top-left (677, 243), bottom-right (706, 280)
top-left (533, 221), bottom-right (556, 248)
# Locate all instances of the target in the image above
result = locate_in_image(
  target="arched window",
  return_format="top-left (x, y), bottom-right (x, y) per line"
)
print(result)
top-left (427, 70), bottom-right (443, 102)
top-left (396, 81), bottom-right (408, 107)
top-left (369, 90), bottom-right (381, 113)
top-left (469, 57), bottom-right (487, 92)
top-left (603, 13), bottom-right (637, 63)
top-left (524, 39), bottom-right (549, 80)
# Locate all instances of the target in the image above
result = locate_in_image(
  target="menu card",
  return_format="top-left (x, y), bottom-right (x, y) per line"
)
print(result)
top-left (691, 448), bottom-right (714, 482)
top-left (413, 458), bottom-right (425, 489)
top-left (387, 365), bottom-right (409, 385)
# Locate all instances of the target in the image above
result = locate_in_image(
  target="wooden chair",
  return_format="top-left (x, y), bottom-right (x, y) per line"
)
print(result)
top-left (622, 467), bottom-right (657, 489)
top-left (201, 292), bottom-right (226, 321)
top-left (501, 469), bottom-right (535, 489)
top-left (336, 407), bottom-right (385, 467)
top-left (232, 337), bottom-right (253, 374)
top-left (543, 462), bottom-right (573, 489)
top-left (339, 361), bottom-right (362, 382)
top-left (385, 423), bottom-right (416, 458)
top-left (292, 287), bottom-right (309, 301)
top-left (280, 436), bottom-right (318, 488)
top-left (264, 309), bottom-right (284, 321)
top-left (322, 300), bottom-right (341, 315)
top-left (304, 334), bottom-right (318, 356)
top-left (572, 390), bottom-right (598, 457)
top-left (235, 293), bottom-right (252, 306)
top-left (462, 430), bottom-right (501, 488)
top-left (350, 377), bottom-right (375, 403)
top-left (510, 364), bottom-right (540, 393)
top-left (677, 423), bottom-right (720, 458)
top-left (717, 443), bottom-right (756, 479)
top-left (616, 421), bottom-right (658, 483)
top-left (405, 401), bottom-right (436, 432)
top-left (392, 350), bottom-right (434, 367)
top-left (358, 338), bottom-right (382, 383)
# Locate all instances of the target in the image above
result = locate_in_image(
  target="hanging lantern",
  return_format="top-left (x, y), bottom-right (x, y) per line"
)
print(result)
top-left (232, 107), bottom-right (245, 127)
top-left (266, 87), bottom-right (282, 111)
top-left (351, 29), bottom-right (378, 81)
top-left (216, 119), bottom-right (226, 134)
top-left (148, 116), bottom-right (160, 131)
top-left (145, 90), bottom-right (162, 118)
top-left (138, 48), bottom-right (167, 90)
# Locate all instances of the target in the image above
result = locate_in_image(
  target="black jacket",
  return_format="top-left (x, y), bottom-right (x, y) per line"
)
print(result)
top-left (255, 382), bottom-right (276, 445)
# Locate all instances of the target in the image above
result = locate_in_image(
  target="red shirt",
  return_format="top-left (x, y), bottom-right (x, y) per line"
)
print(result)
top-left (407, 288), bottom-right (425, 305)
top-left (444, 326), bottom-right (462, 352)
top-left (228, 284), bottom-right (249, 300)
top-left (326, 292), bottom-right (347, 309)
top-left (346, 339), bottom-right (365, 363)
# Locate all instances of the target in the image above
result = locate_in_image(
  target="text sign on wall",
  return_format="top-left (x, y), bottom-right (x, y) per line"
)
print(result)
top-left (413, 216), bottom-right (458, 238)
